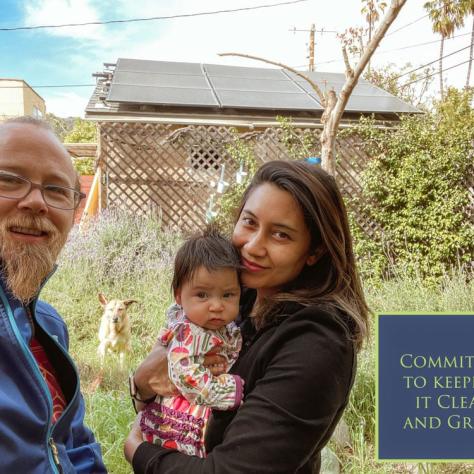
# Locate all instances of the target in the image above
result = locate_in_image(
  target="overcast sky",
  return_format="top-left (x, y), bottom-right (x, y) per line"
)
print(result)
top-left (1, 0), bottom-right (472, 117)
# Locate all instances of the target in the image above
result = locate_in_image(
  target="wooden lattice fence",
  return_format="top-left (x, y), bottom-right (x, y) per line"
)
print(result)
top-left (97, 122), bottom-right (373, 233)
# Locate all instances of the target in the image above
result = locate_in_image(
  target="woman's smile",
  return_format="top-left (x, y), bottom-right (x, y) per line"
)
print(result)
top-left (241, 257), bottom-right (268, 272)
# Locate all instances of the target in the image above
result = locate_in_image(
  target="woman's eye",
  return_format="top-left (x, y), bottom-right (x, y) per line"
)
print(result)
top-left (274, 231), bottom-right (290, 240)
top-left (241, 216), bottom-right (255, 226)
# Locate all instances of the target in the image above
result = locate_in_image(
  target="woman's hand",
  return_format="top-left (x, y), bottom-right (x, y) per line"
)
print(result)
top-left (203, 350), bottom-right (228, 376)
top-left (133, 341), bottom-right (176, 401)
top-left (124, 414), bottom-right (143, 464)
top-left (133, 341), bottom-right (228, 404)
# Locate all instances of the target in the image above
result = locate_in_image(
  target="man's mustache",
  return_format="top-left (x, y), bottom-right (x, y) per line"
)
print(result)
top-left (0, 215), bottom-right (58, 238)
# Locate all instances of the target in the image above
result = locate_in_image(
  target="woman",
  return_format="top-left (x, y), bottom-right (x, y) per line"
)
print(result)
top-left (125, 160), bottom-right (369, 473)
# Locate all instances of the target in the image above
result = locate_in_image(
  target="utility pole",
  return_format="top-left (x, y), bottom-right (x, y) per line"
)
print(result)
top-left (290, 25), bottom-right (337, 71)
top-left (309, 24), bottom-right (315, 71)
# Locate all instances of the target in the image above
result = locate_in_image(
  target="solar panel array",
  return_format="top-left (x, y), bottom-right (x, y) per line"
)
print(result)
top-left (106, 58), bottom-right (418, 114)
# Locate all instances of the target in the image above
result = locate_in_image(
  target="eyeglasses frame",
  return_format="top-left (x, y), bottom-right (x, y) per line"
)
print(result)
top-left (0, 171), bottom-right (86, 210)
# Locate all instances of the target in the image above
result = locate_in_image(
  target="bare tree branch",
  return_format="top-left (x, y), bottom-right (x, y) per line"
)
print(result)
top-left (322, 0), bottom-right (407, 174)
top-left (342, 47), bottom-right (354, 79)
top-left (218, 52), bottom-right (327, 107)
top-left (218, 0), bottom-right (407, 176)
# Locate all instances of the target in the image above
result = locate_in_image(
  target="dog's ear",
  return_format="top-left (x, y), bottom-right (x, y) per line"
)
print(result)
top-left (98, 293), bottom-right (108, 307)
top-left (123, 299), bottom-right (138, 309)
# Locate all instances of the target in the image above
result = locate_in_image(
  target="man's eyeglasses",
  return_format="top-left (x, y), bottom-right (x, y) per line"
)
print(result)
top-left (0, 171), bottom-right (86, 210)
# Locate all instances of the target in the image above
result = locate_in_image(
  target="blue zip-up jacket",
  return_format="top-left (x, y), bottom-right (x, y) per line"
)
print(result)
top-left (0, 270), bottom-right (107, 473)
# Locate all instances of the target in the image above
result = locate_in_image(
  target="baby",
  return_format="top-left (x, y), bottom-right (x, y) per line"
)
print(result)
top-left (140, 228), bottom-right (243, 457)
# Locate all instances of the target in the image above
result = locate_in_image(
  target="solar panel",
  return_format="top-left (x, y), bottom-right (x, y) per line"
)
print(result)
top-left (108, 84), bottom-right (218, 107)
top-left (117, 58), bottom-right (202, 75)
top-left (210, 75), bottom-right (299, 93)
top-left (216, 90), bottom-right (322, 110)
top-left (113, 70), bottom-right (209, 89)
top-left (204, 63), bottom-right (285, 80)
top-left (105, 58), bottom-right (418, 114)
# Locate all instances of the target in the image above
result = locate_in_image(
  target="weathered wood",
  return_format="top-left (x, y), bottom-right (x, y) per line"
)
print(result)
top-left (65, 143), bottom-right (97, 157)
top-left (96, 121), bottom-right (384, 236)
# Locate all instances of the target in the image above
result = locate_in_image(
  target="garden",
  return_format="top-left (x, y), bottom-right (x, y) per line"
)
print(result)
top-left (46, 88), bottom-right (473, 473)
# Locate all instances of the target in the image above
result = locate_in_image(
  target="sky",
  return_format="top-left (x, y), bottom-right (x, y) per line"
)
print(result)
top-left (1, 0), bottom-right (472, 117)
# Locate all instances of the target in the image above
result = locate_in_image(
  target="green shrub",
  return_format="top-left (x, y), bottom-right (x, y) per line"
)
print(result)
top-left (73, 157), bottom-right (95, 176)
top-left (347, 88), bottom-right (474, 280)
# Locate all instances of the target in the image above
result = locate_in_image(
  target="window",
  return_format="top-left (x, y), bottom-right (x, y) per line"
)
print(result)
top-left (32, 106), bottom-right (43, 118)
top-left (189, 146), bottom-right (221, 171)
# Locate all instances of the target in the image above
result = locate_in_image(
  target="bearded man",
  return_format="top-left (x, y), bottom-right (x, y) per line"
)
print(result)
top-left (0, 117), bottom-right (106, 473)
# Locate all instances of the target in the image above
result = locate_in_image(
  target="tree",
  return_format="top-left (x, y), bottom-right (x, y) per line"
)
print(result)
top-left (424, 0), bottom-right (465, 98)
top-left (220, 0), bottom-right (407, 176)
top-left (44, 113), bottom-right (74, 141)
top-left (361, 0), bottom-right (387, 72)
top-left (64, 118), bottom-right (97, 143)
top-left (350, 88), bottom-right (474, 279)
top-left (364, 62), bottom-right (434, 108)
top-left (461, 0), bottom-right (474, 87)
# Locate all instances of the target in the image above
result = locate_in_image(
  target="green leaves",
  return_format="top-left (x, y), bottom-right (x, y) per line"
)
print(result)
top-left (349, 88), bottom-right (474, 280)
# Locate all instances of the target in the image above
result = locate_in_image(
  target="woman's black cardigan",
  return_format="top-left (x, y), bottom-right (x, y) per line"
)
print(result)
top-left (133, 290), bottom-right (356, 474)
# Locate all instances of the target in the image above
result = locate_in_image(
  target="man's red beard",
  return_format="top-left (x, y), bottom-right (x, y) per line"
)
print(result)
top-left (0, 215), bottom-right (67, 303)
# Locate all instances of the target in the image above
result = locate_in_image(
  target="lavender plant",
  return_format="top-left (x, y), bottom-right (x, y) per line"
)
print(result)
top-left (43, 209), bottom-right (182, 376)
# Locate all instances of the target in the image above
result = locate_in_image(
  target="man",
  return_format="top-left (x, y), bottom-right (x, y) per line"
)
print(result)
top-left (0, 116), bottom-right (106, 473)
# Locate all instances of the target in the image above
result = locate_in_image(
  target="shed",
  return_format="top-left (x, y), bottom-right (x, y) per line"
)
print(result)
top-left (85, 58), bottom-right (418, 232)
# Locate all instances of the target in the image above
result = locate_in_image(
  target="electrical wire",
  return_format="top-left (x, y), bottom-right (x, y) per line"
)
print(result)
top-left (290, 32), bottom-right (471, 69)
top-left (403, 59), bottom-right (471, 87)
top-left (394, 43), bottom-right (473, 79)
top-left (0, 0), bottom-right (307, 31)
top-left (385, 12), bottom-right (430, 37)
top-left (0, 83), bottom-right (95, 88)
top-left (2, 38), bottom-right (472, 89)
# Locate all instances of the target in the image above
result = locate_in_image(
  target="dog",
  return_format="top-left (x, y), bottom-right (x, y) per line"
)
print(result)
top-left (97, 293), bottom-right (137, 367)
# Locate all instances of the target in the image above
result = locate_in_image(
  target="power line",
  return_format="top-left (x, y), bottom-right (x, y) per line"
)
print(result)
top-left (394, 42), bottom-right (473, 79)
top-left (386, 12), bottom-right (429, 37)
top-left (403, 59), bottom-right (471, 87)
top-left (386, 0), bottom-right (461, 37)
top-left (0, 84), bottom-right (95, 88)
top-left (3, 37), bottom-right (471, 90)
top-left (290, 32), bottom-right (471, 69)
top-left (0, 0), bottom-right (307, 32)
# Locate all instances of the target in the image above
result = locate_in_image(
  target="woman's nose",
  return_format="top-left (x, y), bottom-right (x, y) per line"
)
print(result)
top-left (244, 231), bottom-right (266, 257)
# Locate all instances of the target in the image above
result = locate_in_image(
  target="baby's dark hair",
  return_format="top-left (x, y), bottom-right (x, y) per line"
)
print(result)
top-left (172, 227), bottom-right (241, 292)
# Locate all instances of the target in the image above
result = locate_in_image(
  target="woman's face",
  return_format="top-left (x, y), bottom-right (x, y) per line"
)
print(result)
top-left (232, 183), bottom-right (317, 298)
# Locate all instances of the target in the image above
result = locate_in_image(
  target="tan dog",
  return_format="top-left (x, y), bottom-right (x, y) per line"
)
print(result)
top-left (98, 293), bottom-right (137, 367)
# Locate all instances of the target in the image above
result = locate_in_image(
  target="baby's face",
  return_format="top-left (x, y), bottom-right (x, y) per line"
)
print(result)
top-left (175, 266), bottom-right (240, 330)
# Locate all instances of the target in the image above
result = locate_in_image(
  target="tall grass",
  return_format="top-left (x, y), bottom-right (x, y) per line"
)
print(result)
top-left (41, 212), bottom-right (473, 473)
top-left (340, 268), bottom-right (474, 474)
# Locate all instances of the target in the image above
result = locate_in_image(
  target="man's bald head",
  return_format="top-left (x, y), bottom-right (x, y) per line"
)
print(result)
top-left (0, 117), bottom-right (81, 192)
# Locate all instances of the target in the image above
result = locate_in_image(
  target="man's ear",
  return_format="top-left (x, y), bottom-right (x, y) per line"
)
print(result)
top-left (123, 299), bottom-right (138, 308)
top-left (98, 292), bottom-right (108, 307)
top-left (174, 289), bottom-right (182, 306)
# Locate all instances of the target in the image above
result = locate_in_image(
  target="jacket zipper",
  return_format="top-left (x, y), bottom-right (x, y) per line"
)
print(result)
top-left (0, 286), bottom-right (60, 474)
top-left (49, 438), bottom-right (63, 474)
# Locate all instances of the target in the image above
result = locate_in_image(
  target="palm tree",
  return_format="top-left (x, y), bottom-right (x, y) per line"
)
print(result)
top-left (361, 0), bottom-right (388, 73)
top-left (460, 0), bottom-right (474, 88)
top-left (424, 0), bottom-right (465, 97)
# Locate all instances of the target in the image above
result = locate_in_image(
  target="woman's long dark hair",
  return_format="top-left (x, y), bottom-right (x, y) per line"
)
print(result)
top-left (236, 160), bottom-right (369, 350)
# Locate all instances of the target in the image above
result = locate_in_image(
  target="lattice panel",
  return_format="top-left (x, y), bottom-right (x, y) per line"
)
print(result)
top-left (98, 122), bottom-right (381, 236)
top-left (99, 122), bottom-right (242, 232)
